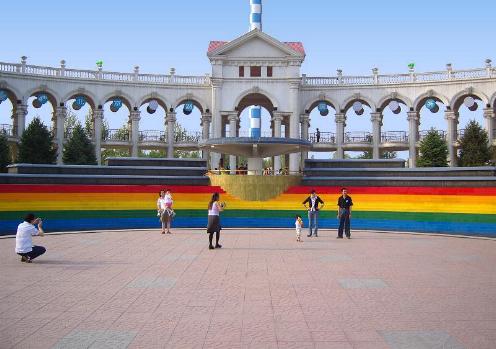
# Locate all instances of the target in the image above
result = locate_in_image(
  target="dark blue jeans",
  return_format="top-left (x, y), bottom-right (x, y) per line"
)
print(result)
top-left (338, 209), bottom-right (351, 238)
top-left (18, 245), bottom-right (46, 260)
top-left (308, 211), bottom-right (319, 237)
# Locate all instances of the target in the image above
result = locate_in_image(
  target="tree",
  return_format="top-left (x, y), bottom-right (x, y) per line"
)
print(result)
top-left (63, 123), bottom-right (97, 165)
top-left (18, 117), bottom-right (57, 164)
top-left (458, 120), bottom-right (491, 166)
top-left (417, 128), bottom-right (448, 167)
top-left (0, 133), bottom-right (11, 172)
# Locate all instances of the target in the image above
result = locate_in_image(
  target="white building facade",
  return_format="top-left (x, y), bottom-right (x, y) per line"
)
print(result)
top-left (1, 29), bottom-right (496, 170)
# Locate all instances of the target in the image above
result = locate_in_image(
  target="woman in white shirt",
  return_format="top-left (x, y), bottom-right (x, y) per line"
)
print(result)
top-left (15, 213), bottom-right (45, 263)
top-left (207, 192), bottom-right (224, 249)
top-left (157, 189), bottom-right (174, 234)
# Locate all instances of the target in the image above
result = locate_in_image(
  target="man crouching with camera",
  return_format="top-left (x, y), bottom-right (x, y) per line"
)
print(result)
top-left (15, 213), bottom-right (46, 263)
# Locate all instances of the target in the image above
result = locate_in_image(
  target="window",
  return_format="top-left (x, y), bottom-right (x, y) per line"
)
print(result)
top-left (239, 66), bottom-right (244, 77)
top-left (250, 66), bottom-right (261, 77)
top-left (267, 66), bottom-right (273, 77)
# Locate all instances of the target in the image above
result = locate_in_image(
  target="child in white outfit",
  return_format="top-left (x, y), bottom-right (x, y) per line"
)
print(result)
top-left (295, 214), bottom-right (303, 242)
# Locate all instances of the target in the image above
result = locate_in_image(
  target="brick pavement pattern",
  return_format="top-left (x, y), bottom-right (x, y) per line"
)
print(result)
top-left (1, 229), bottom-right (495, 349)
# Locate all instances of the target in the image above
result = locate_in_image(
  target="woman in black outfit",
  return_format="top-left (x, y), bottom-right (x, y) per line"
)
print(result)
top-left (207, 192), bottom-right (224, 249)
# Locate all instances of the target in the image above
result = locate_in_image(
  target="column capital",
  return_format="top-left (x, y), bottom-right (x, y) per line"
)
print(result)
top-left (130, 110), bottom-right (141, 121)
top-left (406, 110), bottom-right (419, 121)
top-left (201, 113), bottom-right (212, 125)
top-left (55, 105), bottom-right (67, 118)
top-left (16, 103), bottom-right (28, 116)
top-left (166, 112), bottom-right (177, 123)
top-left (483, 107), bottom-right (495, 119)
top-left (227, 113), bottom-right (239, 123)
top-left (335, 112), bottom-right (346, 123)
top-left (370, 111), bottom-right (382, 123)
top-left (444, 110), bottom-right (458, 121)
top-left (272, 113), bottom-right (284, 123)
top-left (94, 109), bottom-right (104, 119)
top-left (299, 114), bottom-right (310, 123)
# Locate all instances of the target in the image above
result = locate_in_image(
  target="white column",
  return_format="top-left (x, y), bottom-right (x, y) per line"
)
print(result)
top-left (94, 109), bottom-right (104, 164)
top-left (289, 82), bottom-right (301, 173)
top-left (272, 113), bottom-right (283, 173)
top-left (228, 113), bottom-right (238, 174)
top-left (483, 108), bottom-right (495, 146)
top-left (130, 110), bottom-right (140, 157)
top-left (300, 114), bottom-right (310, 162)
top-left (55, 105), bottom-right (66, 164)
top-left (210, 79), bottom-right (222, 170)
top-left (166, 111), bottom-right (176, 158)
top-left (445, 110), bottom-right (458, 167)
top-left (15, 103), bottom-right (28, 138)
top-left (407, 111), bottom-right (419, 168)
top-left (335, 112), bottom-right (346, 159)
top-left (370, 112), bottom-right (382, 159)
top-left (201, 113), bottom-right (212, 160)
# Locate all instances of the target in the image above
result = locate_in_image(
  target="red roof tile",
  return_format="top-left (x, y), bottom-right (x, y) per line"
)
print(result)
top-left (208, 41), bottom-right (228, 53)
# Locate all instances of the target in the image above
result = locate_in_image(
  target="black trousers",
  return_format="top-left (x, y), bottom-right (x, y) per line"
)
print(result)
top-left (208, 231), bottom-right (220, 246)
top-left (18, 245), bottom-right (46, 260)
top-left (338, 209), bottom-right (351, 238)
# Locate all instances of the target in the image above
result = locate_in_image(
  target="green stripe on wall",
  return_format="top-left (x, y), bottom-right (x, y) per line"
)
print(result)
top-left (1, 209), bottom-right (496, 223)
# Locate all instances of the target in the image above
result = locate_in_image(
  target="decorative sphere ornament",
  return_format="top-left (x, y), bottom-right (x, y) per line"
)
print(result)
top-left (352, 101), bottom-right (362, 111)
top-left (318, 102), bottom-right (329, 116)
top-left (146, 106), bottom-right (156, 114)
top-left (148, 100), bottom-right (159, 111)
top-left (183, 101), bottom-right (194, 115)
top-left (110, 104), bottom-right (118, 113)
top-left (75, 96), bottom-right (86, 108)
top-left (37, 94), bottom-right (48, 105)
top-left (32, 99), bottom-right (42, 108)
top-left (388, 100), bottom-right (401, 114)
top-left (0, 90), bottom-right (7, 103)
top-left (425, 99), bottom-right (439, 113)
top-left (72, 101), bottom-right (81, 110)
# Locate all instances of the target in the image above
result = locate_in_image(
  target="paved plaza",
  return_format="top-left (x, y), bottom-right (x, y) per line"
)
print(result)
top-left (1, 229), bottom-right (495, 349)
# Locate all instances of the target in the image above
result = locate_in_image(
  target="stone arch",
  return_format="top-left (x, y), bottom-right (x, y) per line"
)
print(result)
top-left (232, 87), bottom-right (279, 112)
top-left (137, 94), bottom-right (170, 111)
top-left (450, 88), bottom-right (489, 112)
top-left (376, 93), bottom-right (413, 111)
top-left (303, 96), bottom-right (340, 114)
top-left (173, 94), bottom-right (207, 114)
top-left (61, 89), bottom-right (98, 110)
top-left (413, 90), bottom-right (449, 112)
top-left (100, 91), bottom-right (135, 111)
top-left (490, 91), bottom-right (496, 109)
top-left (24, 86), bottom-right (60, 107)
top-left (0, 82), bottom-right (22, 104)
top-left (341, 94), bottom-right (376, 113)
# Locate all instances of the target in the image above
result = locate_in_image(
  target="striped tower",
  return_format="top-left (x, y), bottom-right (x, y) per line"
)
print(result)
top-left (249, 0), bottom-right (262, 31)
top-left (249, 0), bottom-right (262, 139)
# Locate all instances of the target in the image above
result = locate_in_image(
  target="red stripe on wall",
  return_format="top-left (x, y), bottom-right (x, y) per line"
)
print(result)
top-left (0, 184), bottom-right (225, 194)
top-left (285, 186), bottom-right (496, 196)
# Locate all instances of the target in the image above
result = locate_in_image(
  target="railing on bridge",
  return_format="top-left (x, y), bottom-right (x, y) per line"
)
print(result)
top-left (381, 131), bottom-right (408, 143)
top-left (103, 129), bottom-right (130, 142)
top-left (0, 124), bottom-right (15, 137)
top-left (139, 130), bottom-right (165, 142)
top-left (309, 132), bottom-right (336, 143)
top-left (345, 132), bottom-right (372, 143)
top-left (64, 127), bottom-right (93, 140)
top-left (418, 130), bottom-right (446, 141)
top-left (175, 131), bottom-right (202, 143)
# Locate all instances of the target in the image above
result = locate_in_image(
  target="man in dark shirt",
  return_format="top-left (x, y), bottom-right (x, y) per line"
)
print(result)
top-left (337, 187), bottom-right (353, 239)
top-left (316, 128), bottom-right (321, 142)
top-left (302, 189), bottom-right (325, 237)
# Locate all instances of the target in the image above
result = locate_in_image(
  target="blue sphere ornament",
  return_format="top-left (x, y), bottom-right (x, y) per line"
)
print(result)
top-left (0, 90), bottom-right (7, 103)
top-left (425, 99), bottom-right (437, 111)
top-left (111, 98), bottom-right (122, 111)
top-left (37, 94), bottom-right (49, 105)
top-left (75, 96), bottom-right (86, 108)
top-left (318, 102), bottom-right (329, 116)
top-left (183, 101), bottom-right (194, 115)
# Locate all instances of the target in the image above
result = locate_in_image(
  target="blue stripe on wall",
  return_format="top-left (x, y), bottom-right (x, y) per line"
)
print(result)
top-left (2, 217), bottom-right (495, 237)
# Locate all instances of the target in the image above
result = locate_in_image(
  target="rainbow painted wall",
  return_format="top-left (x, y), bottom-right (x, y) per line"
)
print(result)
top-left (1, 184), bottom-right (496, 237)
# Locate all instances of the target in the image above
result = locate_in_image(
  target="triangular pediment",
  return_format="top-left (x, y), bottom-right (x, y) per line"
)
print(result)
top-left (207, 30), bottom-right (305, 59)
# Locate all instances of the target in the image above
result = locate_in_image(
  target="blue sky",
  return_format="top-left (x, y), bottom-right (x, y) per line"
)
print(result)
top-left (1, 0), bottom-right (495, 157)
